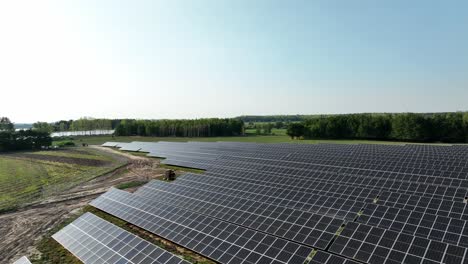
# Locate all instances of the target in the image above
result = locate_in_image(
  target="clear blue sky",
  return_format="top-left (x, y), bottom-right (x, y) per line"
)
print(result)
top-left (1, 0), bottom-right (467, 122)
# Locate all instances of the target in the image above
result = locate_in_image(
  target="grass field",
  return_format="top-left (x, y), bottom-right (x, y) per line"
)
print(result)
top-left (0, 148), bottom-right (125, 212)
top-left (33, 150), bottom-right (113, 161)
top-left (65, 134), bottom-right (454, 146)
top-left (0, 158), bottom-right (47, 211)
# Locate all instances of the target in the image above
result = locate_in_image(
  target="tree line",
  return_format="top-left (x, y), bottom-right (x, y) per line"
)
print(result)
top-left (0, 117), bottom-right (52, 152)
top-left (29, 117), bottom-right (245, 138)
top-left (114, 118), bottom-right (244, 137)
top-left (286, 113), bottom-right (468, 143)
top-left (238, 115), bottom-right (319, 123)
top-left (32, 118), bottom-right (113, 133)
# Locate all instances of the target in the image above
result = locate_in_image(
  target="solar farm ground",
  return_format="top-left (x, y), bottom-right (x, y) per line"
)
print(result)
top-left (0, 148), bottom-right (126, 212)
top-left (4, 140), bottom-right (468, 264)
top-left (71, 141), bottom-right (468, 264)
top-left (0, 147), bottom-right (178, 263)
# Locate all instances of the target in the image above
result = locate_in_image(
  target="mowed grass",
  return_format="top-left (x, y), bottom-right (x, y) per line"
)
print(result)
top-left (0, 148), bottom-right (125, 212)
top-left (66, 134), bottom-right (452, 146)
top-left (32, 149), bottom-right (112, 161)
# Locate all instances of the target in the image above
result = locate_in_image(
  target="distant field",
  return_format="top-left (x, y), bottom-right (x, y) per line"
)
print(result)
top-left (63, 134), bottom-right (449, 146)
top-left (0, 148), bottom-right (125, 212)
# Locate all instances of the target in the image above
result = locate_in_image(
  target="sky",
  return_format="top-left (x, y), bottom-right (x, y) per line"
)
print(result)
top-left (0, 1), bottom-right (467, 123)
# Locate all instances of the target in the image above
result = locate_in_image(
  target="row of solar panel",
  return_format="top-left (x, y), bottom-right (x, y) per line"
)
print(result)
top-left (53, 212), bottom-right (189, 264)
top-left (154, 150), bottom-right (468, 191)
top-left (174, 171), bottom-right (468, 248)
top-left (199, 167), bottom-right (468, 219)
top-left (135, 180), bottom-right (344, 247)
top-left (106, 141), bottom-right (468, 169)
top-left (90, 188), bottom-right (315, 264)
top-left (106, 142), bottom-right (468, 245)
top-left (89, 187), bottom-right (468, 264)
top-left (155, 148), bottom-right (468, 178)
top-left (162, 156), bottom-right (468, 202)
top-left (141, 174), bottom-right (468, 249)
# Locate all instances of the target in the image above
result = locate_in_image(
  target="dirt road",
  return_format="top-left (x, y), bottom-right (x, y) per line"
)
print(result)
top-left (0, 147), bottom-right (166, 263)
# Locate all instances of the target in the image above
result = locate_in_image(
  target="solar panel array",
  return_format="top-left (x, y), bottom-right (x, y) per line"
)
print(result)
top-left (53, 212), bottom-right (189, 264)
top-left (56, 141), bottom-right (468, 263)
top-left (90, 188), bottom-right (314, 264)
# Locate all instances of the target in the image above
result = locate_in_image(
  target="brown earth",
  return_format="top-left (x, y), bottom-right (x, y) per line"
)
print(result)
top-left (0, 146), bottom-right (168, 263)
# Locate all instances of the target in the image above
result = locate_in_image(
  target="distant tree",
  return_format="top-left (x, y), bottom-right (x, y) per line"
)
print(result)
top-left (391, 113), bottom-right (429, 141)
top-left (0, 131), bottom-right (13, 151)
top-left (464, 113), bottom-right (468, 142)
top-left (114, 118), bottom-right (244, 137)
top-left (264, 123), bottom-right (274, 134)
top-left (53, 120), bottom-right (73, 132)
top-left (370, 115), bottom-right (392, 139)
top-left (69, 117), bottom-right (113, 135)
top-left (237, 115), bottom-right (315, 123)
top-left (0, 117), bottom-right (14, 132)
top-left (253, 123), bottom-right (274, 135)
top-left (442, 113), bottom-right (465, 142)
top-left (33, 122), bottom-right (54, 133)
top-left (286, 123), bottom-right (305, 139)
top-left (275, 121), bottom-right (284, 129)
top-left (255, 126), bottom-right (261, 135)
top-left (0, 129), bottom-right (52, 152)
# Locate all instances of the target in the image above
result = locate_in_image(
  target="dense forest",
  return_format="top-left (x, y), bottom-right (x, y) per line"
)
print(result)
top-left (11, 112), bottom-right (468, 143)
top-left (32, 118), bottom-right (113, 133)
top-left (237, 115), bottom-right (317, 123)
top-left (238, 113), bottom-right (463, 124)
top-left (0, 117), bottom-right (52, 152)
top-left (29, 118), bottom-right (245, 138)
top-left (114, 118), bottom-right (244, 137)
top-left (286, 113), bottom-right (468, 143)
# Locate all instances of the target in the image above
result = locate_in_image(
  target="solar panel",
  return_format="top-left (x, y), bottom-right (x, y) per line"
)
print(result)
top-left (106, 141), bottom-right (468, 181)
top-left (101, 142), bottom-right (121, 147)
top-left (376, 191), bottom-right (468, 220)
top-left (155, 145), bottom-right (468, 184)
top-left (134, 180), bottom-right (343, 249)
top-left (203, 167), bottom-right (379, 201)
top-left (173, 173), bottom-right (365, 220)
top-left (12, 256), bottom-right (32, 264)
top-left (53, 212), bottom-right (189, 264)
top-left (90, 188), bottom-right (314, 264)
top-left (119, 146), bottom-right (142, 152)
top-left (357, 203), bottom-right (468, 247)
top-left (96, 141), bottom-right (468, 263)
top-left (329, 222), bottom-right (467, 264)
top-left (309, 251), bottom-right (360, 264)
top-left (163, 155), bottom-right (468, 201)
